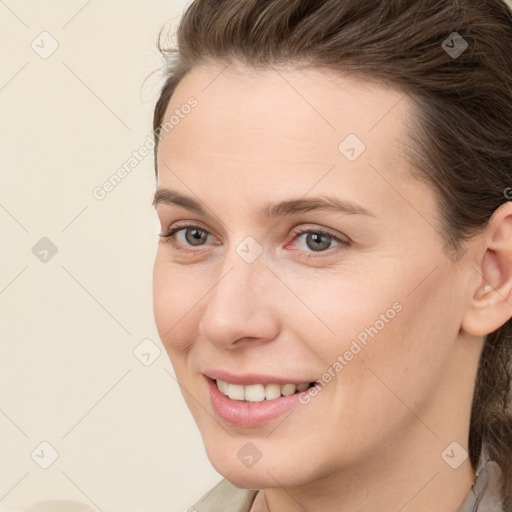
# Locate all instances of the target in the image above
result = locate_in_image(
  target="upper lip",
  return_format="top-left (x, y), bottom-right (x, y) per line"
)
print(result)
top-left (204, 370), bottom-right (317, 386)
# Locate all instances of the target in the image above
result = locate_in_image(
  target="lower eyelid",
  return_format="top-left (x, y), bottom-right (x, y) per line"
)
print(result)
top-left (290, 238), bottom-right (348, 257)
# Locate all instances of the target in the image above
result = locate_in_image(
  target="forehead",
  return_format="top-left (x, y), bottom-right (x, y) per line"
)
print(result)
top-left (156, 62), bottom-right (419, 211)
top-left (158, 62), bottom-right (413, 167)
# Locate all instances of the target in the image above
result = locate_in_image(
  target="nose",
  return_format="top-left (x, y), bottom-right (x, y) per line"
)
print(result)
top-left (198, 250), bottom-right (280, 350)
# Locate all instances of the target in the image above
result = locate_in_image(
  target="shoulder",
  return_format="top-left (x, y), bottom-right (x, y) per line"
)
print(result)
top-left (189, 478), bottom-right (258, 512)
top-left (456, 459), bottom-right (505, 512)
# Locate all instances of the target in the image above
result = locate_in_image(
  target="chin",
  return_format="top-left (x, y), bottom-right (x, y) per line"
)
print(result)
top-left (218, 468), bottom-right (274, 490)
top-left (204, 439), bottom-right (316, 490)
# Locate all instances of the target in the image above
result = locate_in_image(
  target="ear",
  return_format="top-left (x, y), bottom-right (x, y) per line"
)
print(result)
top-left (461, 201), bottom-right (512, 337)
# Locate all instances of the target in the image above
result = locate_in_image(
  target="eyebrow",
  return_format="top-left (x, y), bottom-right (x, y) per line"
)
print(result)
top-left (152, 188), bottom-right (374, 218)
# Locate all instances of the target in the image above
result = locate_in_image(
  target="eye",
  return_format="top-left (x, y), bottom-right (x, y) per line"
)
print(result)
top-left (158, 224), bottom-right (213, 253)
top-left (158, 223), bottom-right (350, 258)
top-left (288, 227), bottom-right (350, 257)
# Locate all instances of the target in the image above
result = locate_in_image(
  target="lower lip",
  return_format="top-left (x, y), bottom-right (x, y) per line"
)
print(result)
top-left (207, 377), bottom-right (307, 428)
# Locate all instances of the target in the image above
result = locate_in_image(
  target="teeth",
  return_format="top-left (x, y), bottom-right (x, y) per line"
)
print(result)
top-left (217, 379), bottom-right (229, 395)
top-left (265, 383), bottom-right (281, 400)
top-left (226, 383), bottom-right (245, 401)
top-left (281, 383), bottom-right (296, 396)
top-left (244, 384), bottom-right (266, 402)
top-left (216, 379), bottom-right (312, 402)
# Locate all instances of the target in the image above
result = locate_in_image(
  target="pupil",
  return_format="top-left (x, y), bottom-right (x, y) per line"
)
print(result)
top-left (187, 229), bottom-right (205, 246)
top-left (308, 233), bottom-right (330, 251)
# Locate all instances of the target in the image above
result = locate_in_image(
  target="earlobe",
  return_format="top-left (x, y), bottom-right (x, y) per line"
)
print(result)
top-left (461, 202), bottom-right (512, 337)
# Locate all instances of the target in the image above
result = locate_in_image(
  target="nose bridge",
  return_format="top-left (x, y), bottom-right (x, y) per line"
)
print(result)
top-left (215, 232), bottom-right (269, 300)
top-left (199, 240), bottom-right (279, 346)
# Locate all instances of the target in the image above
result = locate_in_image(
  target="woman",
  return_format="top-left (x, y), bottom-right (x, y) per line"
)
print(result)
top-left (151, 1), bottom-right (512, 511)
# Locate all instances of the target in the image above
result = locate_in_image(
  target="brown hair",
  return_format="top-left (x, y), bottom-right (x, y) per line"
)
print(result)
top-left (152, 0), bottom-right (512, 506)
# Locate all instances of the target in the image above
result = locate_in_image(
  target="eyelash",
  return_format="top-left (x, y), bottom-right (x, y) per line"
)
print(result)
top-left (158, 223), bottom-right (350, 259)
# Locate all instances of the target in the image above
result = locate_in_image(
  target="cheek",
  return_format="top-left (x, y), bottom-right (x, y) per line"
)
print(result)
top-left (152, 256), bottom-right (203, 353)
top-left (342, 271), bottom-right (460, 421)
top-left (290, 271), bottom-right (403, 355)
top-left (298, 263), bottom-right (457, 406)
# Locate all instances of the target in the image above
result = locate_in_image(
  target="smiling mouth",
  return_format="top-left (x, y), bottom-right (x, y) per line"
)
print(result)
top-left (215, 379), bottom-right (318, 402)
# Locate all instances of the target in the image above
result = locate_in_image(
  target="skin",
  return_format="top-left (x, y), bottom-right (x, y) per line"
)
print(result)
top-left (152, 62), bottom-right (512, 512)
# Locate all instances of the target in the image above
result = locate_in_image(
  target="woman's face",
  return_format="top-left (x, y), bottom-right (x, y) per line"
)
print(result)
top-left (152, 63), bottom-right (478, 489)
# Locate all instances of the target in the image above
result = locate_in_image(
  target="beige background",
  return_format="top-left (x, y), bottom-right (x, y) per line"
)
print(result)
top-left (2, 1), bottom-right (512, 512)
top-left (0, 1), bottom-right (221, 511)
